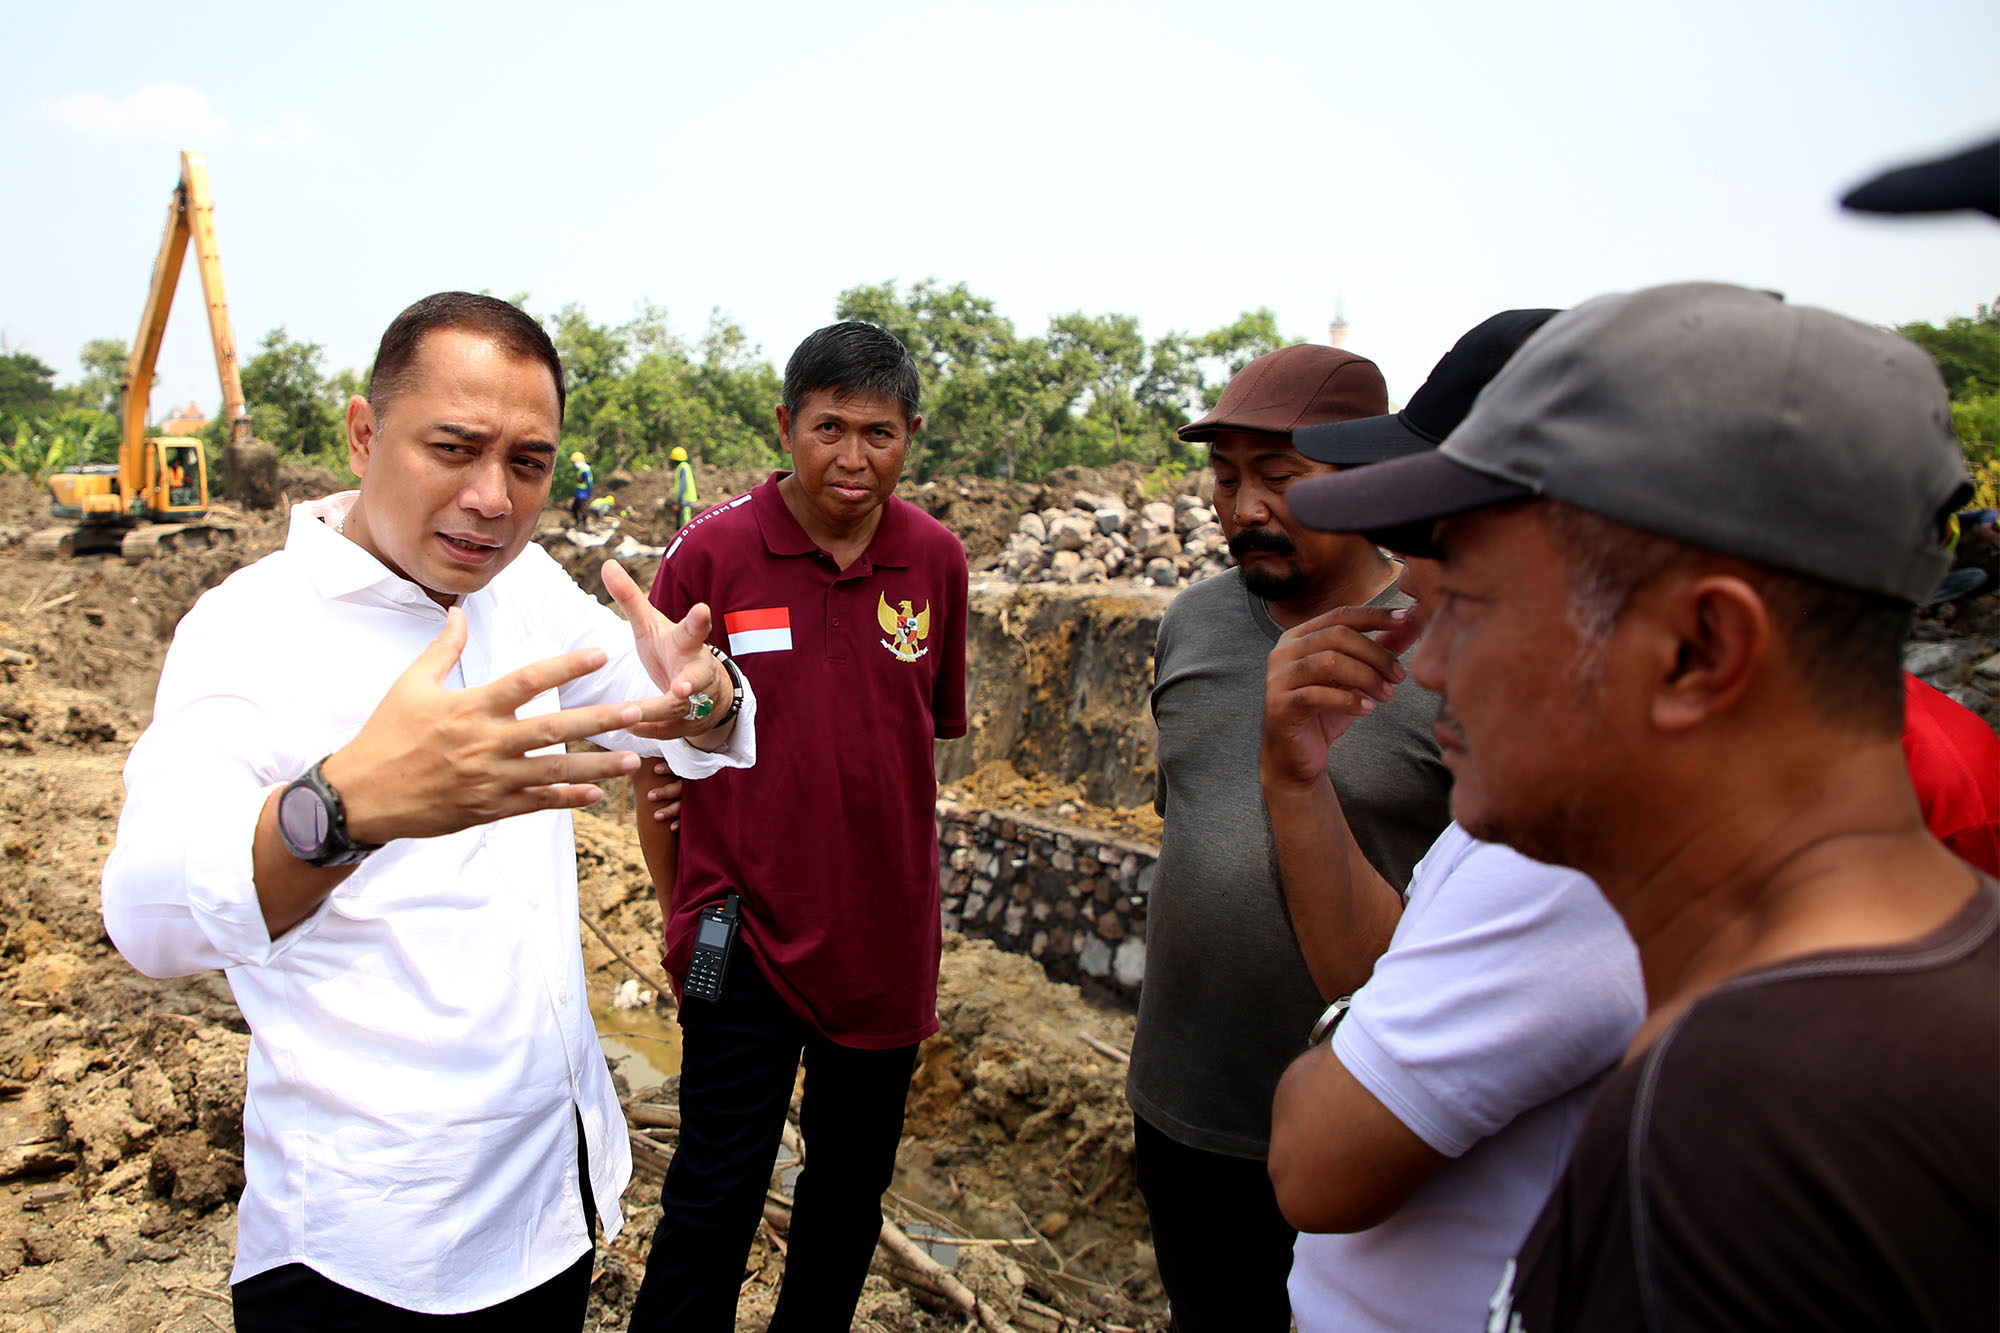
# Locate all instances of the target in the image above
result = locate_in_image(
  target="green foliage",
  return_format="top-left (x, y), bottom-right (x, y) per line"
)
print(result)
top-left (1899, 301), bottom-right (2000, 508)
top-left (0, 409), bottom-right (117, 480)
top-left (1950, 390), bottom-right (2000, 509)
top-left (237, 328), bottom-right (347, 467)
top-left (74, 338), bottom-right (129, 414)
top-left (834, 281), bottom-right (1298, 479)
top-left (0, 351), bottom-right (59, 421)
top-left (547, 304), bottom-right (783, 484)
top-left (1897, 301), bottom-right (2000, 401)
top-left (1140, 459), bottom-right (1189, 500)
top-left (7, 283), bottom-right (1325, 494)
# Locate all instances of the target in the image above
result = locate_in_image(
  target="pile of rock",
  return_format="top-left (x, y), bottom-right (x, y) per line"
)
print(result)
top-left (996, 491), bottom-right (1232, 588)
top-left (1903, 620), bottom-right (2000, 727)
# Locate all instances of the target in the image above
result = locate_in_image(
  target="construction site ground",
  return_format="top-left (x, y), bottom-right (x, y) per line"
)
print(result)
top-left (0, 468), bottom-right (1169, 1331)
top-left (0, 460), bottom-right (1991, 1331)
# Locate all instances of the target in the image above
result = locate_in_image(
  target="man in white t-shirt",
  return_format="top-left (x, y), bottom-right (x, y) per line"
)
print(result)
top-left (1258, 311), bottom-right (1645, 1331)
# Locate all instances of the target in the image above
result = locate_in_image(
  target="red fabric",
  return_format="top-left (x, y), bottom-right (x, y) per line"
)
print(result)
top-left (1902, 673), bottom-right (2000, 876)
top-left (649, 475), bottom-right (968, 1046)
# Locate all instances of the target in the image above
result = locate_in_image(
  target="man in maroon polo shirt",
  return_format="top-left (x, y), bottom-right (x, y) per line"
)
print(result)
top-left (628, 321), bottom-right (968, 1332)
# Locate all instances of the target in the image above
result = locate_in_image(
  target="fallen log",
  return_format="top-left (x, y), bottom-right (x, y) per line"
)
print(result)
top-left (876, 1218), bottom-right (1018, 1333)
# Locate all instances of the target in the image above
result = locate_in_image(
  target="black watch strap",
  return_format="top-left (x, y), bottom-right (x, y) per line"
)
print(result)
top-left (278, 758), bottom-right (382, 868)
top-left (709, 647), bottom-right (746, 729)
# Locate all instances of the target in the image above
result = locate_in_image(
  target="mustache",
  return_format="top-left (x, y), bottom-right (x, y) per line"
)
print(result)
top-left (1228, 529), bottom-right (1296, 559)
top-left (1434, 700), bottom-right (1466, 747)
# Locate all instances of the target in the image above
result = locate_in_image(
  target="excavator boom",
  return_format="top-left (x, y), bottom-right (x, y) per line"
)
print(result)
top-left (123, 151), bottom-right (251, 480)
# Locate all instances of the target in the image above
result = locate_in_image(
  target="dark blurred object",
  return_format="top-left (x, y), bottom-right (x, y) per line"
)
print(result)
top-left (1841, 137), bottom-right (2000, 219)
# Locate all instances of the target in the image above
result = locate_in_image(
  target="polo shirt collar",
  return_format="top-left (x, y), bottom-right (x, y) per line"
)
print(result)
top-left (751, 471), bottom-right (915, 570)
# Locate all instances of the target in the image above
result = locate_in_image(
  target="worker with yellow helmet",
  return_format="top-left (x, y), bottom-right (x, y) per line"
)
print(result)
top-left (569, 450), bottom-right (594, 525)
top-left (671, 446), bottom-right (699, 529)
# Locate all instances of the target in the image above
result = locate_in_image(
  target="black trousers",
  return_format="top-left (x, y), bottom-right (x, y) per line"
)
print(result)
top-left (1132, 1113), bottom-right (1298, 1333)
top-left (232, 1112), bottom-right (598, 1331)
top-left (628, 958), bottom-right (919, 1333)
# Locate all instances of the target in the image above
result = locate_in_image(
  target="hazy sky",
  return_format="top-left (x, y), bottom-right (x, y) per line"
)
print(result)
top-left (6, 0), bottom-right (1997, 424)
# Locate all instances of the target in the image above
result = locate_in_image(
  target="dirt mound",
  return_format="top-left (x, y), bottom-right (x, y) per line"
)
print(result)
top-left (944, 760), bottom-right (1162, 844)
top-left (0, 748), bottom-right (250, 1328)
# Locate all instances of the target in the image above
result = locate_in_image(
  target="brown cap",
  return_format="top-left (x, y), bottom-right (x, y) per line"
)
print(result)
top-left (1178, 344), bottom-right (1388, 444)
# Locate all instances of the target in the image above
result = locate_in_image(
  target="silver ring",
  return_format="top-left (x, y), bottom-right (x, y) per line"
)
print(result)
top-left (683, 692), bottom-right (714, 722)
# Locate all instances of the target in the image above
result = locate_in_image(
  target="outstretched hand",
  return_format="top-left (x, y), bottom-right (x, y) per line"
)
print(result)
top-left (1261, 605), bottom-right (1421, 790)
top-left (601, 560), bottom-right (731, 742)
top-left (325, 607), bottom-right (686, 845)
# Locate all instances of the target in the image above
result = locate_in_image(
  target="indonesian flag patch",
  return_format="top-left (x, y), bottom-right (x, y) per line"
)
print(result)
top-left (725, 607), bottom-right (792, 656)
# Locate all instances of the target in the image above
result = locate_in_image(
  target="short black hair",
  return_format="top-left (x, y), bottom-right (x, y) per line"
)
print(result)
top-left (781, 321), bottom-right (921, 427)
top-left (367, 292), bottom-right (566, 423)
top-left (1537, 501), bottom-right (1910, 737)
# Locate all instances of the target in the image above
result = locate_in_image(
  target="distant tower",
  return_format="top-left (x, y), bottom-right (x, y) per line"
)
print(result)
top-left (1328, 299), bottom-right (1350, 349)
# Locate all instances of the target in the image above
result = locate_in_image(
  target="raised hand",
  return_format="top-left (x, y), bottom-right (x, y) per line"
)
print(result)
top-left (1262, 605), bottom-right (1421, 790)
top-left (325, 607), bottom-right (685, 844)
top-left (600, 560), bottom-right (733, 742)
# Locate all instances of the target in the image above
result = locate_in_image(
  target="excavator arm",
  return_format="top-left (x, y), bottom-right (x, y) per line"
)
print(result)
top-left (120, 150), bottom-right (251, 504)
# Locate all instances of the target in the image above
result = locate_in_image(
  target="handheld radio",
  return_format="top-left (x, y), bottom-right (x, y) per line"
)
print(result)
top-left (684, 893), bottom-right (740, 1003)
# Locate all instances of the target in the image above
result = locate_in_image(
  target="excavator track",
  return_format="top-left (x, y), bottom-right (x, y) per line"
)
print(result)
top-left (120, 522), bottom-right (232, 562)
top-left (25, 528), bottom-right (78, 560)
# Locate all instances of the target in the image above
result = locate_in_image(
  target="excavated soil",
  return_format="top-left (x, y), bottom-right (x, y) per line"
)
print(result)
top-left (0, 471), bottom-right (1168, 1330)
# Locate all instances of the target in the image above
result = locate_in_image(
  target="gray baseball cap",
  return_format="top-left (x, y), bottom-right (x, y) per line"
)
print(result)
top-left (1287, 282), bottom-right (1972, 604)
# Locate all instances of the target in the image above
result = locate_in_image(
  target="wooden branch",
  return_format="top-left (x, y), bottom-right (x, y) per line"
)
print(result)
top-left (876, 1219), bottom-right (1018, 1333)
top-left (1079, 1033), bottom-right (1129, 1064)
top-left (579, 911), bottom-right (677, 1002)
top-left (625, 1101), bottom-right (681, 1129)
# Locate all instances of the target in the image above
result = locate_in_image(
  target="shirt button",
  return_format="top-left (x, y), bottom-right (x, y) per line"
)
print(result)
top-left (832, 617), bottom-right (841, 627)
top-left (558, 988), bottom-right (571, 1005)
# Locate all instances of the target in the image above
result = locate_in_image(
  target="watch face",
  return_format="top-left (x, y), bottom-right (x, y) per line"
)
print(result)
top-left (278, 782), bottom-right (329, 857)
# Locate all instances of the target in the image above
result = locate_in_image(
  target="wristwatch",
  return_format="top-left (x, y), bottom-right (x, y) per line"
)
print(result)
top-left (708, 647), bottom-right (746, 730)
top-left (277, 758), bottom-right (381, 867)
top-left (1308, 996), bottom-right (1353, 1048)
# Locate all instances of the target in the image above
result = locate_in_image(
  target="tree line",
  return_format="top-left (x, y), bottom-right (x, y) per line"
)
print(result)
top-left (4, 289), bottom-right (1995, 508)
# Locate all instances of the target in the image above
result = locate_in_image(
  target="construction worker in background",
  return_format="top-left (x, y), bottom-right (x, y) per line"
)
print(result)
top-left (672, 446), bottom-right (698, 529)
top-left (571, 450), bottom-right (594, 525)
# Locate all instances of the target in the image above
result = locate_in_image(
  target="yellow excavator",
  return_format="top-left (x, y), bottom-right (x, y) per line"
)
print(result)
top-left (32, 150), bottom-right (254, 560)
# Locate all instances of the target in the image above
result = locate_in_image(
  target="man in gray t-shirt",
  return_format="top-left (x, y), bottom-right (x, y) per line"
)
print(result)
top-left (1126, 343), bottom-right (1451, 1333)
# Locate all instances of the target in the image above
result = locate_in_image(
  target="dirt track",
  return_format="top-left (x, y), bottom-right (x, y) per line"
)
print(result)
top-left (0, 471), bottom-right (1166, 1330)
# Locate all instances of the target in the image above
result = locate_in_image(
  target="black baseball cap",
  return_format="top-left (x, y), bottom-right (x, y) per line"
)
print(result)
top-left (1286, 282), bottom-right (1971, 604)
top-left (1841, 137), bottom-right (2000, 219)
top-left (1293, 309), bottom-right (1561, 467)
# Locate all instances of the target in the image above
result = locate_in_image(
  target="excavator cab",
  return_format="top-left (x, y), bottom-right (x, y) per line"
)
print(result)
top-left (154, 439), bottom-right (207, 515)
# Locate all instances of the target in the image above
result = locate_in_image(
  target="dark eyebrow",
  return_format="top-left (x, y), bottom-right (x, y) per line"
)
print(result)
top-left (431, 422), bottom-right (556, 454)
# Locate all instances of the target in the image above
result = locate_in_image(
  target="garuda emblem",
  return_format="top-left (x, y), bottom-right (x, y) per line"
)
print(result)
top-left (876, 593), bottom-right (932, 662)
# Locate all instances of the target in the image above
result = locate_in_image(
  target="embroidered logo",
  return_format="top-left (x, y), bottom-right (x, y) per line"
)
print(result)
top-left (876, 594), bottom-right (932, 662)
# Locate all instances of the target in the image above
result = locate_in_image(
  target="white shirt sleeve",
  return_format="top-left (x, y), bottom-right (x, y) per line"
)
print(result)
top-left (101, 592), bottom-right (328, 977)
top-left (1330, 829), bottom-right (1645, 1158)
top-left (532, 548), bottom-right (758, 776)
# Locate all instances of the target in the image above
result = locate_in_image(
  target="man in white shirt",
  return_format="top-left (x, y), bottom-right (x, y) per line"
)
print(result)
top-left (1259, 311), bottom-right (1644, 1331)
top-left (101, 292), bottom-right (757, 1328)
